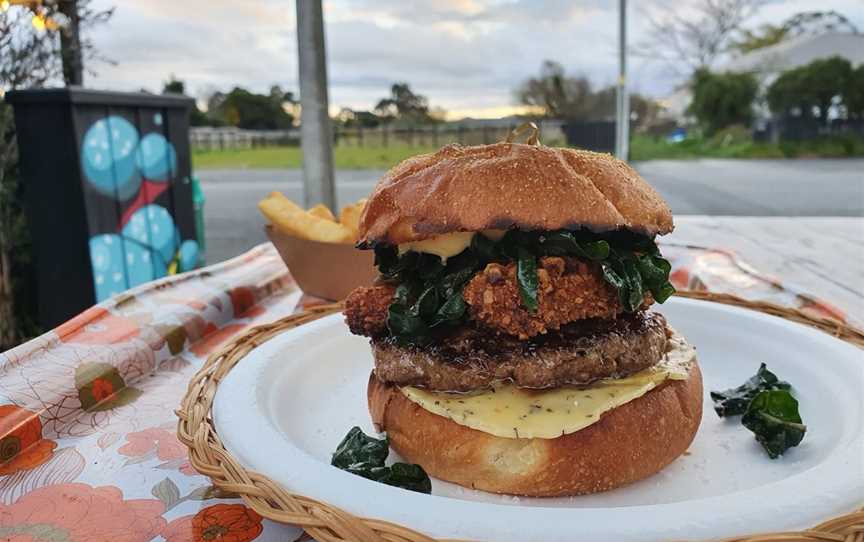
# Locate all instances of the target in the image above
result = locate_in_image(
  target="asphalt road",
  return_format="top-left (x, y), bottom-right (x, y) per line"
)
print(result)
top-left (199, 158), bottom-right (864, 264)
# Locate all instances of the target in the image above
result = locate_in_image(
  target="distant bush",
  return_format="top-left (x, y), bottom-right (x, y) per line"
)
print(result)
top-left (845, 65), bottom-right (864, 119)
top-left (710, 125), bottom-right (752, 147)
top-left (779, 135), bottom-right (864, 158)
top-left (688, 69), bottom-right (759, 135)
top-left (767, 56), bottom-right (855, 125)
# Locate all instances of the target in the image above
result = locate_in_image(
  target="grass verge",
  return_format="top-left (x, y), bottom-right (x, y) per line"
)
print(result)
top-left (629, 134), bottom-right (864, 160)
top-left (192, 136), bottom-right (864, 170)
top-left (193, 145), bottom-right (439, 170)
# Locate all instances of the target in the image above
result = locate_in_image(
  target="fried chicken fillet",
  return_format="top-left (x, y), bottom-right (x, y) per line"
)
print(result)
top-left (344, 257), bottom-right (651, 340)
top-left (344, 284), bottom-right (395, 338)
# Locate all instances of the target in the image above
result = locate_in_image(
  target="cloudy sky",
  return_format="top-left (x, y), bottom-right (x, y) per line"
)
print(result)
top-left (87, 0), bottom-right (863, 119)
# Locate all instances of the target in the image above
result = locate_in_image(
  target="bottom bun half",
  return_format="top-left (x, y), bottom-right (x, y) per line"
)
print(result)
top-left (368, 359), bottom-right (703, 497)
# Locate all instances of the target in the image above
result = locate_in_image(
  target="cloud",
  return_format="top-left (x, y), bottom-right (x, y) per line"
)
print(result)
top-left (323, 0), bottom-right (622, 110)
top-left (85, 0), bottom-right (863, 117)
top-left (87, 0), bottom-right (298, 98)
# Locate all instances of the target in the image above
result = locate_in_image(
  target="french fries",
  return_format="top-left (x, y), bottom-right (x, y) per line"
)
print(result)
top-left (258, 192), bottom-right (366, 244)
top-left (339, 198), bottom-right (367, 238)
top-left (308, 203), bottom-right (337, 222)
top-left (263, 191), bottom-right (304, 214)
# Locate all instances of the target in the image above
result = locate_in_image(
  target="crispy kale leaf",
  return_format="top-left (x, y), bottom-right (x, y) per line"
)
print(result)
top-left (331, 427), bottom-right (432, 494)
top-left (742, 390), bottom-right (807, 459)
top-left (711, 364), bottom-right (806, 459)
top-left (710, 362), bottom-right (791, 417)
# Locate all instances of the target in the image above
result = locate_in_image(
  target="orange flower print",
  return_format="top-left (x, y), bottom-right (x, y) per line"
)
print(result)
top-left (118, 428), bottom-right (199, 476)
top-left (241, 304), bottom-right (266, 318)
top-left (0, 483), bottom-right (166, 541)
top-left (0, 405), bottom-right (57, 476)
top-left (75, 362), bottom-right (142, 411)
top-left (229, 287), bottom-right (256, 318)
top-left (178, 461), bottom-right (198, 476)
top-left (119, 427), bottom-right (186, 461)
top-left (57, 306), bottom-right (140, 345)
top-left (189, 323), bottom-right (247, 357)
top-left (162, 504), bottom-right (263, 542)
top-left (91, 378), bottom-right (116, 402)
top-left (154, 294), bottom-right (209, 311)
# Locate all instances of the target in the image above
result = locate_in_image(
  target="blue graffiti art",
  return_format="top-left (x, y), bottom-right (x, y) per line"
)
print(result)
top-left (136, 133), bottom-right (178, 182)
top-left (83, 114), bottom-right (198, 302)
top-left (81, 116), bottom-right (141, 200)
top-left (122, 204), bottom-right (180, 268)
top-left (89, 234), bottom-right (127, 301)
top-left (178, 240), bottom-right (200, 273)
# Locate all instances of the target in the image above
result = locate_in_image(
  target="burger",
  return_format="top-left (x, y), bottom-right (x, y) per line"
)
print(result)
top-left (343, 141), bottom-right (702, 497)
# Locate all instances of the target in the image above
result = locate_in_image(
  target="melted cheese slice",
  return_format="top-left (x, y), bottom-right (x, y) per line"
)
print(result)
top-left (401, 333), bottom-right (695, 439)
top-left (397, 230), bottom-right (507, 262)
top-left (398, 232), bottom-right (474, 262)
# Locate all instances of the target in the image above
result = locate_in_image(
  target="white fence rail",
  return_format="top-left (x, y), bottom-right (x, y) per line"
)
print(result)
top-left (190, 120), bottom-right (566, 151)
top-left (190, 127), bottom-right (299, 150)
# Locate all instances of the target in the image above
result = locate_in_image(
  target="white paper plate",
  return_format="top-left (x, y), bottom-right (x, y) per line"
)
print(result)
top-left (213, 297), bottom-right (864, 542)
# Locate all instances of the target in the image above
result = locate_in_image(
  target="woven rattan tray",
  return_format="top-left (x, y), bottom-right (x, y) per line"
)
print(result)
top-left (177, 291), bottom-right (864, 542)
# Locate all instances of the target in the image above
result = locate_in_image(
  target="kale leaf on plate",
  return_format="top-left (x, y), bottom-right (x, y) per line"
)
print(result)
top-left (710, 362), bottom-right (791, 417)
top-left (742, 390), bottom-right (807, 459)
top-left (711, 363), bottom-right (806, 459)
top-left (331, 427), bottom-right (432, 494)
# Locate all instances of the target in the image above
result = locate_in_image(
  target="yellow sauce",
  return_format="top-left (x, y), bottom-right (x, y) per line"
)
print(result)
top-left (397, 230), bottom-right (508, 262)
top-left (401, 333), bottom-right (695, 439)
top-left (398, 232), bottom-right (474, 262)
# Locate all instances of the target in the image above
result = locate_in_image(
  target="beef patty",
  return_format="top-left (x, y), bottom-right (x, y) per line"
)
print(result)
top-left (371, 311), bottom-right (669, 392)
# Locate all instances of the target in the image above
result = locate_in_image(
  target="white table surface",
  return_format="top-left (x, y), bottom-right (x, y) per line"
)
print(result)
top-left (668, 216), bottom-right (864, 323)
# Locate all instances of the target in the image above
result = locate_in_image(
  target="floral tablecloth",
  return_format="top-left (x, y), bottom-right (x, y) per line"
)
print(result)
top-left (0, 241), bottom-right (853, 542)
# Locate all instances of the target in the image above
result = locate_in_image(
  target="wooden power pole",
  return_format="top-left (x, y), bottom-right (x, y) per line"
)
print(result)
top-left (296, 0), bottom-right (336, 210)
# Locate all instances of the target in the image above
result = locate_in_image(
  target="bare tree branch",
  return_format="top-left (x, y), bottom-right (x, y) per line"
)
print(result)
top-left (634, 0), bottom-right (765, 74)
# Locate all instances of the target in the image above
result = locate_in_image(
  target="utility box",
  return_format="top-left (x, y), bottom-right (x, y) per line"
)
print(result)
top-left (562, 121), bottom-right (617, 153)
top-left (7, 88), bottom-right (199, 328)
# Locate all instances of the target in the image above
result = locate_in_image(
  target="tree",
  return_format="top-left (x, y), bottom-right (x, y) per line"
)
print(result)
top-left (1, 7), bottom-right (60, 89)
top-left (162, 75), bottom-right (185, 94)
top-left (515, 61), bottom-right (593, 119)
top-left (162, 76), bottom-right (209, 126)
top-left (515, 60), bottom-right (663, 129)
top-left (637, 0), bottom-right (765, 73)
top-left (0, 2), bottom-right (111, 348)
top-left (268, 84), bottom-right (298, 124)
top-left (780, 10), bottom-right (859, 36)
top-left (374, 83), bottom-right (433, 123)
top-left (767, 56), bottom-right (853, 126)
top-left (209, 87), bottom-right (294, 129)
top-left (0, 1), bottom-right (112, 90)
top-left (1, 6), bottom-right (58, 347)
top-left (731, 10), bottom-right (859, 53)
top-left (269, 85), bottom-right (296, 108)
top-left (688, 68), bottom-right (758, 134)
top-left (336, 108), bottom-right (381, 128)
top-left (630, 94), bottom-right (665, 130)
top-left (846, 65), bottom-right (864, 120)
top-left (206, 91), bottom-right (226, 116)
top-left (729, 23), bottom-right (789, 53)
